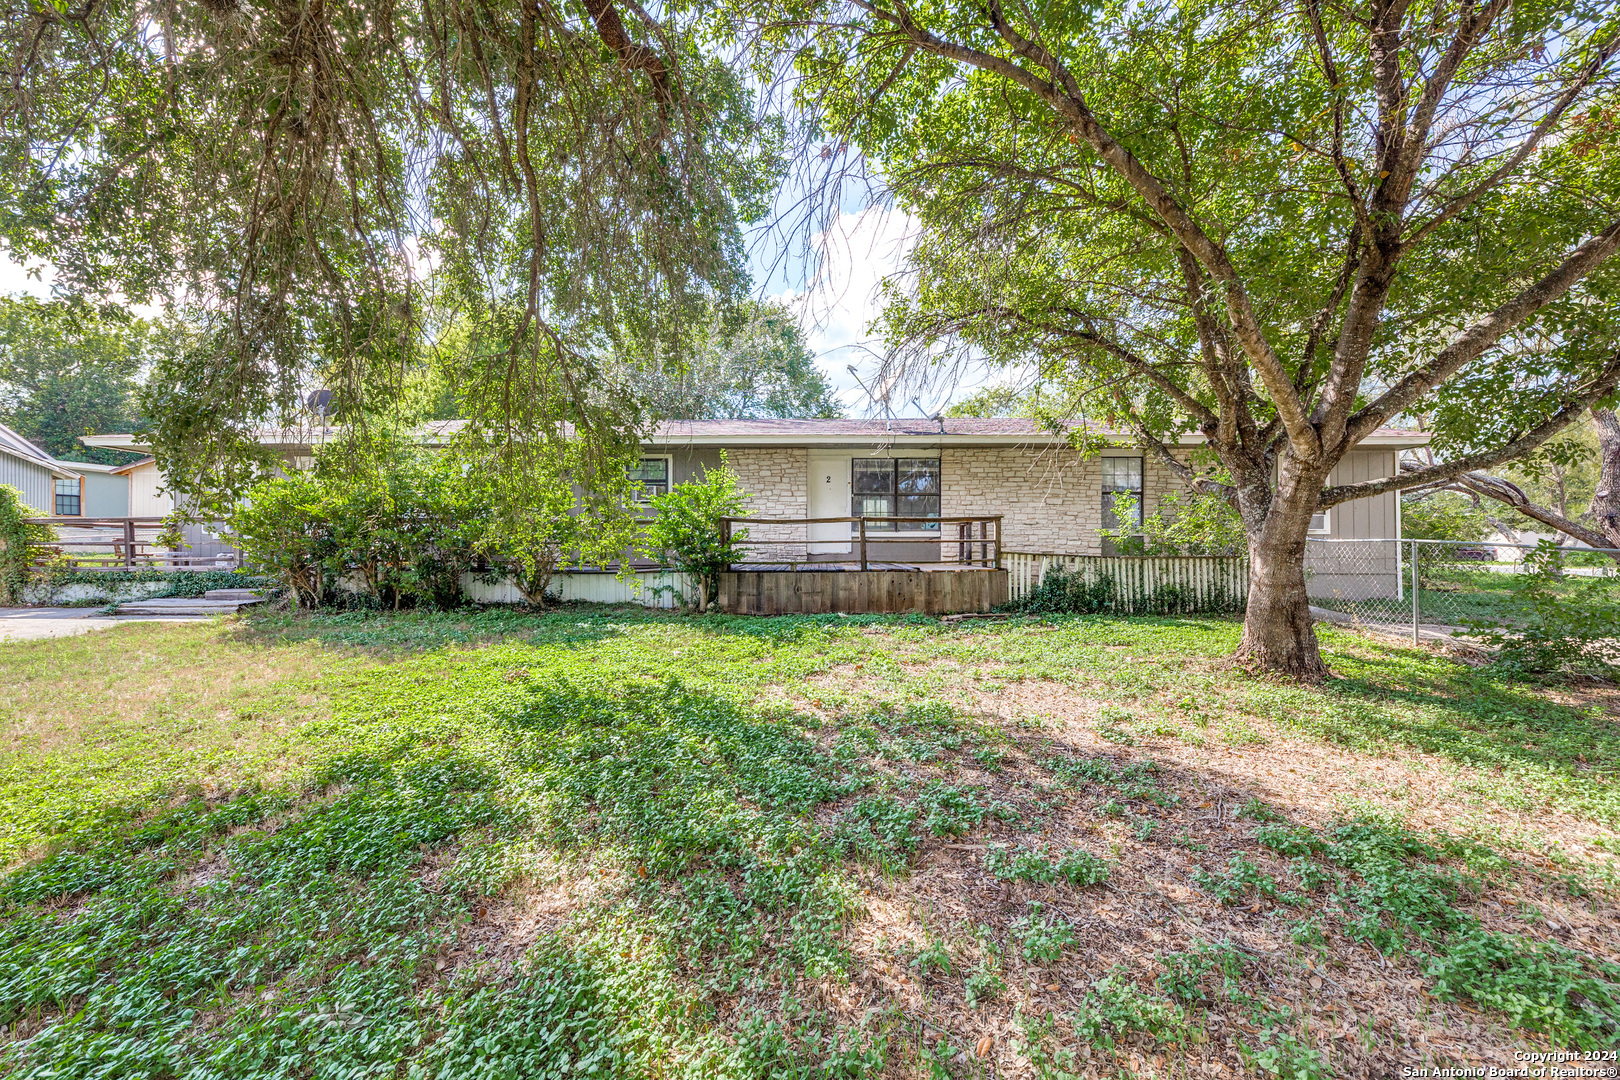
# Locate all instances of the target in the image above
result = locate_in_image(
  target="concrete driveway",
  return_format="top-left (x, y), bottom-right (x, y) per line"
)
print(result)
top-left (0, 607), bottom-right (210, 643)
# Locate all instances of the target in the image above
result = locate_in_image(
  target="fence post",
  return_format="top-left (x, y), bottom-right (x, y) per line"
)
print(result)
top-left (1411, 538), bottom-right (1420, 644)
top-left (123, 518), bottom-right (135, 570)
top-left (859, 516), bottom-right (868, 572)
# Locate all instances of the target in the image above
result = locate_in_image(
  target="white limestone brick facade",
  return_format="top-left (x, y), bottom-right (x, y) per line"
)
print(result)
top-left (725, 443), bottom-right (1209, 558)
top-left (726, 447), bottom-right (810, 559)
top-left (938, 446), bottom-right (1196, 555)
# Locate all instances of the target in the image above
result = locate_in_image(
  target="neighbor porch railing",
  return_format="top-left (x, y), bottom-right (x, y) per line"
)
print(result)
top-left (718, 515), bottom-right (1003, 571)
top-left (1003, 551), bottom-right (1250, 611)
top-left (24, 517), bottom-right (240, 571)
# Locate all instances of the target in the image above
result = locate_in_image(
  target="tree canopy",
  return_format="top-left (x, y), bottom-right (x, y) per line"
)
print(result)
top-left (638, 299), bottom-right (842, 419)
top-left (1, 0), bottom-right (782, 512)
top-left (759, 0), bottom-right (1620, 674)
top-left (0, 296), bottom-right (150, 465)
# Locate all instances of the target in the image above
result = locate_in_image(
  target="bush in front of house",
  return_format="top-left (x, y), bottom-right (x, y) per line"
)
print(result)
top-left (227, 434), bottom-right (645, 611)
top-left (640, 458), bottom-right (751, 612)
top-left (0, 485), bottom-right (53, 605)
top-left (227, 434), bottom-right (484, 610)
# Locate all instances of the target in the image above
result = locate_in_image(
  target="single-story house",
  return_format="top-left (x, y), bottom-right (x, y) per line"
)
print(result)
top-left (0, 421), bottom-right (130, 517)
top-left (637, 418), bottom-right (1424, 557)
top-left (81, 416), bottom-right (1424, 559)
top-left (0, 421), bottom-right (82, 515)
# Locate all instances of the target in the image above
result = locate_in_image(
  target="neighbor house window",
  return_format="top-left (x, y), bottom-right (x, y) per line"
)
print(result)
top-left (1309, 507), bottom-right (1330, 534)
top-left (852, 457), bottom-right (940, 531)
top-left (1100, 457), bottom-right (1143, 530)
top-left (629, 457), bottom-right (670, 501)
top-left (54, 478), bottom-right (81, 516)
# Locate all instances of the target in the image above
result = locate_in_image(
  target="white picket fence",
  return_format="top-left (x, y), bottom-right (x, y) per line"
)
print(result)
top-left (1003, 551), bottom-right (1249, 612)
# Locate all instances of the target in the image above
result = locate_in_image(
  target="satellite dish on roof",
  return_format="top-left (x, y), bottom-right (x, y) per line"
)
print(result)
top-left (305, 389), bottom-right (333, 418)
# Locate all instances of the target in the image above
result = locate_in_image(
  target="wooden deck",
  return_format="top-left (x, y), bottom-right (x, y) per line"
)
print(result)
top-left (718, 568), bottom-right (1008, 616)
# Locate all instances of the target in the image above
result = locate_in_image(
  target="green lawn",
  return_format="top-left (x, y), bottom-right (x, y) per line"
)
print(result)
top-left (1, 608), bottom-right (1617, 1077)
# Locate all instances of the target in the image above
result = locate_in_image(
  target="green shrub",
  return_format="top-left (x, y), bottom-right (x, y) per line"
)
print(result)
top-left (1003, 564), bottom-right (1118, 614)
top-left (0, 484), bottom-right (52, 604)
top-left (639, 456), bottom-right (751, 612)
top-left (1400, 491), bottom-right (1491, 542)
top-left (1475, 541), bottom-right (1620, 673)
top-left (1426, 930), bottom-right (1620, 1050)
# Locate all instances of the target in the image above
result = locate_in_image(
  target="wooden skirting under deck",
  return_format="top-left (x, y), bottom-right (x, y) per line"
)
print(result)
top-left (718, 569), bottom-right (1008, 616)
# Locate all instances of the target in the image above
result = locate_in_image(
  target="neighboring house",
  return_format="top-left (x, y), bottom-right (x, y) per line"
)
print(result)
top-left (0, 421), bottom-right (140, 518)
top-left (83, 418), bottom-right (1427, 558)
top-left (67, 460), bottom-right (133, 517)
top-left (0, 421), bottom-right (83, 514)
top-left (112, 456), bottom-right (171, 518)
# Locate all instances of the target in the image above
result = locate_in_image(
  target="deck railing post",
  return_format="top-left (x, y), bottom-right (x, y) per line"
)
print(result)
top-left (859, 516), bottom-right (868, 571)
top-left (993, 517), bottom-right (1003, 569)
top-left (720, 518), bottom-right (732, 571)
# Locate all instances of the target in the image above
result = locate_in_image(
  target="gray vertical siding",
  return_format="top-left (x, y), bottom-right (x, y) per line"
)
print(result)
top-left (0, 452), bottom-right (55, 513)
top-left (664, 445), bottom-right (725, 486)
top-left (1328, 450), bottom-right (1398, 539)
top-left (80, 472), bottom-right (129, 517)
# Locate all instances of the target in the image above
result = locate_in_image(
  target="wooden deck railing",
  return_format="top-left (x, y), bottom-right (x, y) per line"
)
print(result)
top-left (718, 515), bottom-right (1003, 572)
top-left (23, 517), bottom-right (240, 571)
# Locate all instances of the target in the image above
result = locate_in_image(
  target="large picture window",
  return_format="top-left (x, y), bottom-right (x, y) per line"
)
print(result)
top-left (1100, 457), bottom-right (1143, 531)
top-left (54, 477), bottom-right (81, 516)
top-left (852, 457), bottom-right (940, 531)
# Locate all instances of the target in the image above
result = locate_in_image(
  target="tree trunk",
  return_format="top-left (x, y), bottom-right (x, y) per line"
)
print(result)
top-left (1228, 457), bottom-right (1331, 679)
top-left (1236, 524), bottom-right (1329, 679)
top-left (1588, 407), bottom-right (1620, 545)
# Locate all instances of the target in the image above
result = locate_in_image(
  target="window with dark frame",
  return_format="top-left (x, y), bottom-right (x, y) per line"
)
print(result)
top-left (54, 477), bottom-right (81, 516)
top-left (1100, 457), bottom-right (1144, 531)
top-left (852, 458), bottom-right (940, 531)
top-left (628, 457), bottom-right (670, 501)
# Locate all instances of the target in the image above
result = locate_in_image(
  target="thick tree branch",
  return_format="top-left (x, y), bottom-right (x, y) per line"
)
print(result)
top-left (1322, 348), bottom-right (1620, 506)
top-left (1445, 469), bottom-right (1615, 550)
top-left (854, 0), bottom-right (1318, 455)
top-left (1345, 217), bottom-right (1620, 445)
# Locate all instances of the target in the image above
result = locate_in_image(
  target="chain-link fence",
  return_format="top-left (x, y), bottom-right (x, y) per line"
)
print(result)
top-left (1305, 538), bottom-right (1620, 636)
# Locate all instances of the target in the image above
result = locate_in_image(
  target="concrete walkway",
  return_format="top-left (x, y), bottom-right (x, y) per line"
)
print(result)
top-left (0, 607), bottom-right (210, 643)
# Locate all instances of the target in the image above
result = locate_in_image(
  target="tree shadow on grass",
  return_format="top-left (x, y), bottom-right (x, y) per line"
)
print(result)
top-left (1306, 646), bottom-right (1620, 810)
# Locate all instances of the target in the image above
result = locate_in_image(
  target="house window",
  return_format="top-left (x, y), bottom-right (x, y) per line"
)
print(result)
top-left (852, 457), bottom-right (940, 531)
top-left (1309, 507), bottom-right (1330, 534)
top-left (629, 456), bottom-right (670, 500)
top-left (54, 478), bottom-right (81, 516)
top-left (1100, 456), bottom-right (1143, 530)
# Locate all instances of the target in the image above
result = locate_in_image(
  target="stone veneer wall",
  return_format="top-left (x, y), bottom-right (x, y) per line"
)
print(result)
top-left (725, 447), bottom-right (810, 560)
top-left (940, 446), bottom-right (1193, 556)
top-left (721, 444), bottom-right (1201, 560)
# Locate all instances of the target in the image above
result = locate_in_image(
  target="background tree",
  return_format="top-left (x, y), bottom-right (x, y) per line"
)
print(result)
top-left (1404, 407), bottom-right (1620, 554)
top-left (0, 297), bottom-right (148, 464)
top-left (761, 0), bottom-right (1620, 676)
top-left (637, 299), bottom-right (843, 419)
top-left (1, 0), bottom-right (781, 517)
